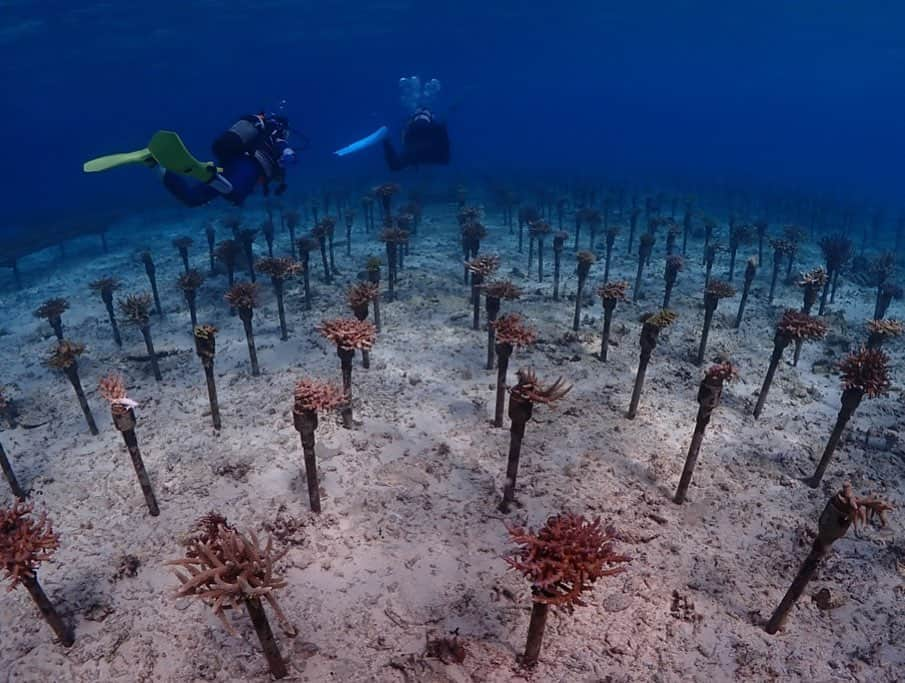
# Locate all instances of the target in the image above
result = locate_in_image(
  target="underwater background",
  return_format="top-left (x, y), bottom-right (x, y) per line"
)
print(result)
top-left (2, 1), bottom-right (904, 230)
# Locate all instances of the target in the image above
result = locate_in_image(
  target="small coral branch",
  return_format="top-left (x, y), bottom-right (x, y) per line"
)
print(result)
top-left (45, 340), bottom-right (98, 435)
top-left (292, 379), bottom-right (346, 513)
top-left (90, 278), bottom-right (122, 346)
top-left (491, 314), bottom-right (536, 428)
top-left (225, 282), bottom-right (261, 376)
top-left (597, 281), bottom-right (629, 362)
top-left (627, 310), bottom-right (678, 419)
top-left (119, 293), bottom-right (162, 381)
top-left (34, 298), bottom-right (69, 341)
top-left (318, 319), bottom-right (377, 428)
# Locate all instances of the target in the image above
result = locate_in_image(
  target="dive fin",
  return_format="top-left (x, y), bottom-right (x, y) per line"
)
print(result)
top-left (148, 131), bottom-right (220, 183)
top-left (83, 148), bottom-right (153, 173)
top-left (335, 126), bottom-right (389, 157)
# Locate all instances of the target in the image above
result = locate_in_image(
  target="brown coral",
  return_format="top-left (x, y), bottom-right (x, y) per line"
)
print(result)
top-left (465, 255), bottom-right (500, 277)
top-left (167, 516), bottom-right (291, 635)
top-left (644, 309), bottom-right (679, 329)
top-left (505, 513), bottom-right (630, 608)
top-left (177, 269), bottom-right (205, 291)
top-left (797, 266), bottom-right (828, 289)
top-left (576, 250), bottom-right (597, 265)
top-left (705, 361), bottom-right (738, 383)
top-left (598, 280), bottom-right (630, 303)
top-left (33, 298), bottom-right (69, 321)
top-left (509, 369), bottom-right (572, 405)
top-left (838, 347), bottom-right (890, 398)
top-left (256, 257), bottom-right (302, 281)
top-left (483, 280), bottom-right (522, 300)
top-left (346, 282), bottom-right (379, 308)
top-left (119, 293), bottom-right (153, 325)
top-left (705, 279), bottom-right (736, 299)
top-left (89, 277), bottom-right (121, 297)
top-left (98, 372), bottom-right (127, 403)
top-left (528, 220), bottom-right (552, 238)
top-left (776, 310), bottom-right (827, 341)
top-left (0, 501), bottom-right (60, 589)
top-left (318, 318), bottom-right (377, 351)
top-left (836, 483), bottom-right (893, 528)
top-left (379, 226), bottom-right (409, 243)
top-left (224, 282), bottom-right (259, 310)
top-left (866, 318), bottom-right (904, 340)
top-left (172, 236), bottom-right (194, 249)
top-left (492, 314), bottom-right (536, 347)
top-left (44, 340), bottom-right (85, 369)
top-left (293, 379), bottom-right (346, 413)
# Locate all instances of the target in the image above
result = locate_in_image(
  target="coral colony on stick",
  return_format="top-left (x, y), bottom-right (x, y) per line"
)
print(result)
top-left (818, 234), bottom-right (852, 311)
top-left (193, 325), bottom-right (221, 430)
top-left (168, 516), bottom-right (294, 679)
top-left (752, 310), bottom-right (827, 419)
top-left (0, 390), bottom-right (24, 495)
top-left (98, 373), bottom-right (160, 516)
top-left (572, 251), bottom-right (596, 331)
top-left (34, 298), bottom-right (69, 341)
top-left (139, 251), bottom-right (163, 316)
top-left (90, 278), bottom-right (123, 346)
top-left (483, 280), bottom-right (522, 370)
top-left (674, 362), bottom-right (737, 504)
top-left (662, 255), bottom-right (683, 309)
top-left (172, 236), bottom-right (194, 274)
top-left (491, 314), bottom-right (536, 427)
top-left (119, 293), bottom-right (163, 381)
top-left (734, 258), bottom-right (757, 329)
top-left (765, 484), bottom-right (891, 634)
top-left (505, 513), bottom-right (629, 667)
top-left (225, 282), bottom-right (262, 377)
top-left (177, 269), bottom-right (205, 331)
top-left (465, 255), bottom-right (500, 331)
top-left (792, 267), bottom-right (828, 366)
top-left (318, 318), bottom-right (377, 428)
top-left (597, 281), bottom-right (629, 362)
top-left (346, 282), bottom-right (380, 368)
top-left (292, 379), bottom-right (345, 513)
top-left (696, 279), bottom-right (735, 366)
top-left (552, 231), bottom-right (568, 300)
top-left (865, 318), bottom-right (904, 350)
top-left (499, 370), bottom-right (571, 513)
top-left (804, 347), bottom-right (890, 488)
top-left (256, 257), bottom-right (302, 341)
top-left (0, 501), bottom-right (74, 646)
top-left (45, 340), bottom-right (99, 435)
top-left (627, 309), bottom-right (678, 419)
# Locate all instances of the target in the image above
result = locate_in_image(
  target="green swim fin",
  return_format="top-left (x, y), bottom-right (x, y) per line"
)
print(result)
top-left (147, 130), bottom-right (218, 183)
top-left (83, 148), bottom-right (154, 173)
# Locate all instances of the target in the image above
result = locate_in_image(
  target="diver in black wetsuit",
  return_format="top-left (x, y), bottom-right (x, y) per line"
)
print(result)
top-left (382, 107), bottom-right (450, 171)
top-left (160, 113), bottom-right (297, 207)
top-left (382, 76), bottom-right (451, 172)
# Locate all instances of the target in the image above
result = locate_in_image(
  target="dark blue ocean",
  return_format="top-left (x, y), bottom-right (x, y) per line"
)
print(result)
top-left (2, 2), bottom-right (903, 231)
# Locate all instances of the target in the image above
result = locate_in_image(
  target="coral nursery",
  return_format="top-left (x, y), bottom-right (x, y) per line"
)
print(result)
top-left (2, 177), bottom-right (902, 682)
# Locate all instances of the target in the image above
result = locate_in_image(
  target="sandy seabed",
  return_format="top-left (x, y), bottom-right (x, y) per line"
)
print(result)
top-left (0, 199), bottom-right (903, 683)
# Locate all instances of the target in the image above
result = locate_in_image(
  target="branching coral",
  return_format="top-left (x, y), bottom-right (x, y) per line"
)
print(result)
top-left (576, 250), bottom-right (596, 266)
top-left (866, 318), bottom-right (904, 348)
top-left (505, 512), bottom-right (630, 666)
top-left (705, 279), bottom-right (736, 300)
top-left (89, 277), bottom-right (121, 298)
top-left (509, 369), bottom-right (572, 405)
top-left (347, 282), bottom-right (380, 309)
top-left (119, 293), bottom-right (153, 326)
top-left (838, 347), bottom-right (890, 398)
top-left (465, 254), bottom-right (500, 277)
top-left (492, 314), bottom-right (536, 347)
top-left (705, 361), bottom-right (738, 383)
top-left (34, 298), bottom-right (69, 321)
top-left (598, 280), bottom-right (630, 303)
top-left (44, 340), bottom-right (84, 370)
top-left (506, 513), bottom-right (629, 608)
top-left (293, 379), bottom-right (346, 413)
top-left (225, 281), bottom-right (259, 310)
top-left (318, 318), bottom-right (377, 351)
top-left (0, 500), bottom-right (59, 589)
top-left (167, 516), bottom-right (292, 677)
top-left (178, 269), bottom-right (204, 291)
top-left (776, 309), bottom-right (827, 341)
top-left (644, 309), bottom-right (678, 330)
top-left (255, 257), bottom-right (302, 281)
top-left (836, 482), bottom-right (893, 529)
top-left (483, 280), bottom-right (522, 300)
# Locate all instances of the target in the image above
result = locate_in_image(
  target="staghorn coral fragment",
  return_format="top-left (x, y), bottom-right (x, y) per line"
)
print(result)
top-left (598, 280), bottom-right (630, 303)
top-left (119, 293), bottom-right (154, 326)
top-left (465, 254), bottom-right (500, 277)
top-left (347, 282), bottom-right (380, 309)
top-left (483, 280), bottom-right (522, 301)
top-left (224, 281), bottom-right (260, 311)
top-left (492, 314), bottom-right (536, 348)
top-left (318, 318), bottom-right (377, 352)
top-left (0, 501), bottom-right (59, 589)
top-left (255, 257), bottom-right (302, 281)
top-left (509, 369), bottom-right (572, 405)
top-left (838, 347), bottom-right (890, 399)
top-left (293, 379), bottom-right (346, 413)
top-left (44, 340), bottom-right (85, 370)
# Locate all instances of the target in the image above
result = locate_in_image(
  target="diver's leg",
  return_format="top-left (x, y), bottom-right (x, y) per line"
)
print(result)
top-left (220, 157), bottom-right (262, 205)
top-left (383, 139), bottom-right (405, 172)
top-left (161, 170), bottom-right (219, 207)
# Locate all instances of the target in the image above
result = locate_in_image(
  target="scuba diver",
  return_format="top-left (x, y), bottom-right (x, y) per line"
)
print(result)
top-left (334, 76), bottom-right (450, 171)
top-left (83, 110), bottom-right (299, 207)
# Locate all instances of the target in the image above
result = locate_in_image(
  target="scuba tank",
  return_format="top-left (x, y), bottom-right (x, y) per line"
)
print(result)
top-left (212, 114), bottom-right (273, 165)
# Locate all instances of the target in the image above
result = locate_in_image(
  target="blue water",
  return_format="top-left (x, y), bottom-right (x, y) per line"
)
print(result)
top-left (1, 2), bottom-right (903, 227)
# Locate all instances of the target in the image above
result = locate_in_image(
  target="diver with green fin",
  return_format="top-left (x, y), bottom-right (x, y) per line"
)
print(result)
top-left (335, 76), bottom-right (450, 171)
top-left (84, 111), bottom-right (298, 207)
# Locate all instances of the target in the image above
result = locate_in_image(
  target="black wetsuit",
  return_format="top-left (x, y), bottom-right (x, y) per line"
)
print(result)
top-left (383, 109), bottom-right (450, 171)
